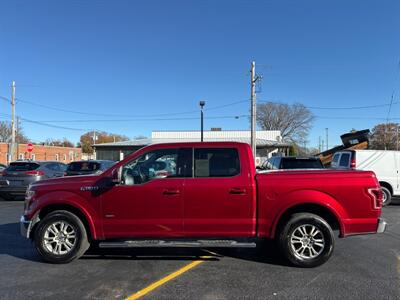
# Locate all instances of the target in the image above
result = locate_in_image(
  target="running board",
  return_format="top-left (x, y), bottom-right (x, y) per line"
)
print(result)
top-left (99, 239), bottom-right (256, 248)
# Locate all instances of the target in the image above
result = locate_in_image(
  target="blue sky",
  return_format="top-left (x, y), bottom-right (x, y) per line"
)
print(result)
top-left (0, 0), bottom-right (399, 148)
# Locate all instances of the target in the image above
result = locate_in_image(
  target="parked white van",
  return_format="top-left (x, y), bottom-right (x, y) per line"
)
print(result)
top-left (331, 149), bottom-right (398, 206)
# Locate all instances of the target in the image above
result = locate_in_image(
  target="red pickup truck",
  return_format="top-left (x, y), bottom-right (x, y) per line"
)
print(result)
top-left (21, 142), bottom-right (386, 267)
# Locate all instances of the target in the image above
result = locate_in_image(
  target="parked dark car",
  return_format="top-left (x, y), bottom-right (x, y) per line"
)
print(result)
top-left (65, 160), bottom-right (115, 176)
top-left (0, 164), bottom-right (7, 171)
top-left (0, 161), bottom-right (66, 200)
top-left (260, 156), bottom-right (324, 170)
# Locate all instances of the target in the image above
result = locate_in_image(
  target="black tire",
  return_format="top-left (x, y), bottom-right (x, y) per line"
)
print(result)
top-left (381, 186), bottom-right (392, 206)
top-left (278, 213), bottom-right (334, 268)
top-left (34, 210), bottom-right (90, 264)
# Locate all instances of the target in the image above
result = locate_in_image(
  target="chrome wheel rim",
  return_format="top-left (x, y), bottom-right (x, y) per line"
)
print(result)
top-left (382, 191), bottom-right (387, 204)
top-left (43, 221), bottom-right (77, 255)
top-left (290, 224), bottom-right (325, 259)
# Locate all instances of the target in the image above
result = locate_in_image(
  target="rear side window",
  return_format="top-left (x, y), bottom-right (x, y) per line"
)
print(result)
top-left (67, 162), bottom-right (101, 172)
top-left (7, 162), bottom-right (40, 171)
top-left (281, 159), bottom-right (323, 169)
top-left (194, 148), bottom-right (240, 177)
top-left (332, 154), bottom-right (340, 164)
top-left (270, 157), bottom-right (280, 169)
top-left (46, 163), bottom-right (61, 171)
top-left (339, 153), bottom-right (350, 167)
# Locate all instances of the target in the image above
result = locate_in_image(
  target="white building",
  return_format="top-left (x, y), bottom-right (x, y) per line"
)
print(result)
top-left (94, 130), bottom-right (290, 162)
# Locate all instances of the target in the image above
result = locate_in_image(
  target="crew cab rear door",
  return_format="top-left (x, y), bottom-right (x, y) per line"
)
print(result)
top-left (100, 148), bottom-right (192, 238)
top-left (183, 146), bottom-right (256, 237)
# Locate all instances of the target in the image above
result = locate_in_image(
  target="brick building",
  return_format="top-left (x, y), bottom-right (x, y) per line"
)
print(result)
top-left (0, 143), bottom-right (82, 165)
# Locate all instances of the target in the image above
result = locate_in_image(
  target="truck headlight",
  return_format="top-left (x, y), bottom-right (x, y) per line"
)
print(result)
top-left (25, 186), bottom-right (36, 201)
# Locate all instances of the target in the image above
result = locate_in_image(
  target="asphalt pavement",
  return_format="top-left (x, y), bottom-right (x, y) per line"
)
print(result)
top-left (0, 200), bottom-right (399, 300)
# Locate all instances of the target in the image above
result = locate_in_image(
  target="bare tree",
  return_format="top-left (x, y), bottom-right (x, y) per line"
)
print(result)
top-left (256, 102), bottom-right (314, 143)
top-left (45, 138), bottom-right (75, 147)
top-left (0, 121), bottom-right (29, 144)
top-left (370, 123), bottom-right (399, 150)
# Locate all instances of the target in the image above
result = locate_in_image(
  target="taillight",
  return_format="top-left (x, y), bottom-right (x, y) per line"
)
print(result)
top-left (350, 158), bottom-right (356, 169)
top-left (368, 187), bottom-right (383, 209)
top-left (25, 170), bottom-right (45, 176)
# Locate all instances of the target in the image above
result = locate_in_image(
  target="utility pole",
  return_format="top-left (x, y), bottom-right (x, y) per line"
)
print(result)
top-left (250, 61), bottom-right (260, 160)
top-left (9, 81), bottom-right (16, 163)
top-left (199, 101), bottom-right (205, 142)
top-left (318, 136), bottom-right (321, 152)
top-left (92, 129), bottom-right (97, 159)
top-left (325, 128), bottom-right (329, 151)
top-left (322, 140), bottom-right (325, 152)
top-left (16, 116), bottom-right (20, 159)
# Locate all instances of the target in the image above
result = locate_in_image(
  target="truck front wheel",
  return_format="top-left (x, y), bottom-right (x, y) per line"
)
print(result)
top-left (34, 210), bottom-right (90, 264)
top-left (278, 213), bottom-right (334, 268)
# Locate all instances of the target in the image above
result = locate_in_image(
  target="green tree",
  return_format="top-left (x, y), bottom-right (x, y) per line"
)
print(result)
top-left (79, 131), bottom-right (129, 154)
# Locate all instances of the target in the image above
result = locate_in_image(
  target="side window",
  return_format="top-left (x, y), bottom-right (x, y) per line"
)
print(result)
top-left (339, 153), bottom-right (350, 168)
top-left (265, 158), bottom-right (274, 170)
top-left (274, 157), bottom-right (282, 169)
top-left (332, 153), bottom-right (340, 167)
top-left (270, 157), bottom-right (279, 170)
top-left (46, 163), bottom-right (60, 171)
top-left (194, 148), bottom-right (240, 177)
top-left (121, 148), bottom-right (191, 185)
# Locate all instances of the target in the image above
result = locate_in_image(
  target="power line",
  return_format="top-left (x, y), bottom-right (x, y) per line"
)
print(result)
top-left (0, 112), bottom-right (248, 131)
top-left (386, 59), bottom-right (400, 122)
top-left (14, 97), bottom-right (248, 118)
top-left (258, 100), bottom-right (400, 110)
top-left (24, 115), bottom-right (248, 123)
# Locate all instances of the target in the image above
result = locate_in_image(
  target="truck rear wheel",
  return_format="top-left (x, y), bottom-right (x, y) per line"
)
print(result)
top-left (278, 213), bottom-right (334, 268)
top-left (381, 186), bottom-right (392, 206)
top-left (34, 210), bottom-right (90, 264)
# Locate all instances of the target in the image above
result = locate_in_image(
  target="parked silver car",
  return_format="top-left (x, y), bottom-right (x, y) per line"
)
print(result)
top-left (0, 161), bottom-right (66, 200)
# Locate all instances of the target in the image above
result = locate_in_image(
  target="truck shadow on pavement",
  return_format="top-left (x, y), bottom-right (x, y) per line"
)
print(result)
top-left (0, 222), bottom-right (41, 262)
top-left (0, 222), bottom-right (289, 266)
top-left (82, 239), bottom-right (290, 267)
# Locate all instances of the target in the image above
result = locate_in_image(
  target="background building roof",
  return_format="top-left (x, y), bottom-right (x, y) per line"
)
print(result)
top-left (94, 130), bottom-right (289, 148)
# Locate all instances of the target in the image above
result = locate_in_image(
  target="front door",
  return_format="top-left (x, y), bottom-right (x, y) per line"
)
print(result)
top-left (101, 148), bottom-right (191, 238)
top-left (183, 147), bottom-right (256, 237)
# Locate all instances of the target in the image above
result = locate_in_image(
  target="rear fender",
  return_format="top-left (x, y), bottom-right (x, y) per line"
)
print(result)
top-left (269, 189), bottom-right (347, 238)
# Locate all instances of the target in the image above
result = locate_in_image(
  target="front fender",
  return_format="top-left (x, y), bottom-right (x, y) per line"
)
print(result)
top-left (27, 191), bottom-right (101, 240)
top-left (269, 189), bottom-right (347, 238)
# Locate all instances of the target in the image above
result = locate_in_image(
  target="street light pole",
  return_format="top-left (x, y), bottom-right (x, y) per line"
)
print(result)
top-left (199, 101), bottom-right (205, 142)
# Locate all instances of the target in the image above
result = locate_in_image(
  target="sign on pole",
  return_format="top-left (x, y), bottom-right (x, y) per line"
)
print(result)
top-left (27, 143), bottom-right (33, 152)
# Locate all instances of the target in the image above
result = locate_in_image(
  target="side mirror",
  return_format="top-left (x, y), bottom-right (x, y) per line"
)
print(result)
top-left (111, 167), bottom-right (122, 184)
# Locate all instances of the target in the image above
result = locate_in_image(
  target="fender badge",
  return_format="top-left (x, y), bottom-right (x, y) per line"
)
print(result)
top-left (80, 186), bottom-right (99, 191)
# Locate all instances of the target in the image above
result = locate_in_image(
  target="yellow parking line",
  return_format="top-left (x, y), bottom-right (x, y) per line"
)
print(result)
top-left (125, 259), bottom-right (207, 300)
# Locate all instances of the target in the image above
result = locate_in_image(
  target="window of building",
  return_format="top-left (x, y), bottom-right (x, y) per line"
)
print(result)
top-left (18, 153), bottom-right (24, 160)
top-left (55, 154), bottom-right (59, 161)
top-left (30, 153), bottom-right (36, 160)
top-left (194, 148), bottom-right (240, 177)
top-left (63, 154), bottom-right (67, 161)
